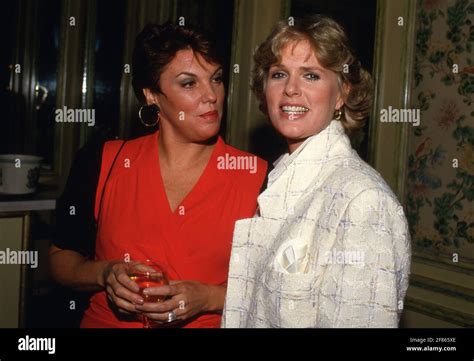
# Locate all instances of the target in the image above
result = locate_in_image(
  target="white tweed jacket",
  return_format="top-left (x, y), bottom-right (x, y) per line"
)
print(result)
top-left (222, 120), bottom-right (411, 328)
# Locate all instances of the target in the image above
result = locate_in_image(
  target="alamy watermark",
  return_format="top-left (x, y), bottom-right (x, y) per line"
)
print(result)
top-left (55, 106), bottom-right (95, 127)
top-left (0, 248), bottom-right (38, 268)
top-left (324, 249), bottom-right (365, 265)
top-left (18, 336), bottom-right (55, 355)
top-left (217, 153), bottom-right (257, 174)
top-left (380, 106), bottom-right (420, 127)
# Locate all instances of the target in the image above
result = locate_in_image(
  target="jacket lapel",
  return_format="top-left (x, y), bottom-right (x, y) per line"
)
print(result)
top-left (258, 120), bottom-right (352, 220)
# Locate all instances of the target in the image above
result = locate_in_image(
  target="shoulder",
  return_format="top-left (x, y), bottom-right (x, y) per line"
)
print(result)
top-left (324, 153), bottom-right (399, 205)
top-left (102, 132), bottom-right (156, 164)
top-left (325, 159), bottom-right (411, 266)
top-left (104, 132), bottom-right (155, 151)
top-left (311, 153), bottom-right (408, 229)
top-left (102, 139), bottom-right (124, 155)
top-left (328, 158), bottom-right (409, 236)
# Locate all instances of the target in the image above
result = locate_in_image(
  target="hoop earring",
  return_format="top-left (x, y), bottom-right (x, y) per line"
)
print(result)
top-left (139, 104), bottom-right (160, 127)
top-left (334, 108), bottom-right (342, 120)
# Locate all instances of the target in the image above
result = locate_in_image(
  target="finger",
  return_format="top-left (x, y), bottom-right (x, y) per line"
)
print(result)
top-left (168, 280), bottom-right (186, 285)
top-left (106, 285), bottom-right (139, 313)
top-left (116, 271), bottom-right (140, 293)
top-left (130, 262), bottom-right (159, 274)
top-left (115, 297), bottom-right (141, 314)
top-left (142, 285), bottom-right (172, 297)
top-left (113, 284), bottom-right (144, 305)
top-left (143, 312), bottom-right (170, 322)
top-left (144, 305), bottom-right (189, 323)
top-left (143, 283), bottom-right (181, 298)
top-left (108, 272), bottom-right (144, 304)
top-left (143, 310), bottom-right (181, 323)
top-left (135, 298), bottom-right (180, 313)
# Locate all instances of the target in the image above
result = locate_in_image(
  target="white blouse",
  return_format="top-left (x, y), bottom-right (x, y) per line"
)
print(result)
top-left (222, 120), bottom-right (411, 328)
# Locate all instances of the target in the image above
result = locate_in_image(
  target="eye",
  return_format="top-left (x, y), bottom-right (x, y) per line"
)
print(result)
top-left (212, 74), bottom-right (223, 83)
top-left (270, 71), bottom-right (286, 79)
top-left (181, 80), bottom-right (196, 88)
top-left (305, 73), bottom-right (320, 81)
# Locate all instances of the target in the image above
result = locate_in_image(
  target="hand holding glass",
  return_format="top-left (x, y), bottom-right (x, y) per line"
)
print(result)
top-left (128, 260), bottom-right (169, 328)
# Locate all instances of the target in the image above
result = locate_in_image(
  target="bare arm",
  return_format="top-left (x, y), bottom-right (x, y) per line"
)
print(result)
top-left (48, 244), bottom-right (110, 292)
top-left (49, 245), bottom-right (145, 315)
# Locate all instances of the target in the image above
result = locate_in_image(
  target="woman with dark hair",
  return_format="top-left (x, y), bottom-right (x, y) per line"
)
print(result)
top-left (49, 22), bottom-right (267, 328)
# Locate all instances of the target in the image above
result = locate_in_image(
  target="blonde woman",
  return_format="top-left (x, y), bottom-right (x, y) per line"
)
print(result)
top-left (222, 15), bottom-right (411, 328)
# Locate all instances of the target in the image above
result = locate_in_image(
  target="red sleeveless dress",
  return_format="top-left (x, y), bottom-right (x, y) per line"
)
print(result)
top-left (80, 132), bottom-right (267, 328)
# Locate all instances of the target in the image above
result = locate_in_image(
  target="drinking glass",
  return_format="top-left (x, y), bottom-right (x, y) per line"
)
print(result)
top-left (128, 260), bottom-right (169, 328)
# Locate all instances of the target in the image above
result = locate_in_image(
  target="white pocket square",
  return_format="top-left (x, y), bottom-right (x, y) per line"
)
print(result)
top-left (273, 238), bottom-right (309, 274)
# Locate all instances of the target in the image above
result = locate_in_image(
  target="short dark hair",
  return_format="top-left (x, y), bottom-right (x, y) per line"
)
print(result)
top-left (132, 21), bottom-right (222, 103)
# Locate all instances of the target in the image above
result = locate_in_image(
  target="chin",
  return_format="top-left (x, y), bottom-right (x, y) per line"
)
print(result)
top-left (193, 123), bottom-right (221, 142)
top-left (274, 122), bottom-right (308, 141)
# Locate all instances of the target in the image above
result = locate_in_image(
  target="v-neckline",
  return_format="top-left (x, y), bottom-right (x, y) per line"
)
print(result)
top-left (153, 133), bottom-right (222, 216)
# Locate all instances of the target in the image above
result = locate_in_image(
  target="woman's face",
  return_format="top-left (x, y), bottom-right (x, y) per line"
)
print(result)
top-left (265, 40), bottom-right (344, 152)
top-left (145, 49), bottom-right (224, 143)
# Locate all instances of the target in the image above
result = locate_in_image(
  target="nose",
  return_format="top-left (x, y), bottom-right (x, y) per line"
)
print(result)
top-left (201, 81), bottom-right (218, 103)
top-left (283, 75), bottom-right (301, 97)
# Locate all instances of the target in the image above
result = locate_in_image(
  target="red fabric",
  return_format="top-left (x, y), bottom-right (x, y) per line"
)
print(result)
top-left (81, 132), bottom-right (267, 328)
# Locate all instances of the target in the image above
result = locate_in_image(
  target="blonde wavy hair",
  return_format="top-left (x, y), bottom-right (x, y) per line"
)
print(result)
top-left (252, 15), bottom-right (373, 133)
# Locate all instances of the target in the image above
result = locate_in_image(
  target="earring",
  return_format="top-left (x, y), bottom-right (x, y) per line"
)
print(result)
top-left (334, 108), bottom-right (342, 120)
top-left (139, 104), bottom-right (160, 127)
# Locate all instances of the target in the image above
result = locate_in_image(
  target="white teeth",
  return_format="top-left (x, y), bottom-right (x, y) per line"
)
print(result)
top-left (281, 105), bottom-right (309, 112)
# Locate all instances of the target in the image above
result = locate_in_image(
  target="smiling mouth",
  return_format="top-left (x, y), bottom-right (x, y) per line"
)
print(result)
top-left (281, 105), bottom-right (310, 116)
top-left (280, 105), bottom-right (309, 120)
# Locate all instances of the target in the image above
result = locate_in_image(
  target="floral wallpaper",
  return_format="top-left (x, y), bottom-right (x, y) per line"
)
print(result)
top-left (408, 0), bottom-right (474, 264)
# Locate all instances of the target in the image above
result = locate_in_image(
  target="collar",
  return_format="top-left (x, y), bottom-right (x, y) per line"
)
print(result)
top-left (258, 119), bottom-right (353, 218)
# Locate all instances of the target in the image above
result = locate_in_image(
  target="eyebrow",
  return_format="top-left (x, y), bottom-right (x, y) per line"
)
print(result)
top-left (270, 64), bottom-right (325, 73)
top-left (175, 67), bottom-right (223, 78)
top-left (176, 72), bottom-right (196, 78)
